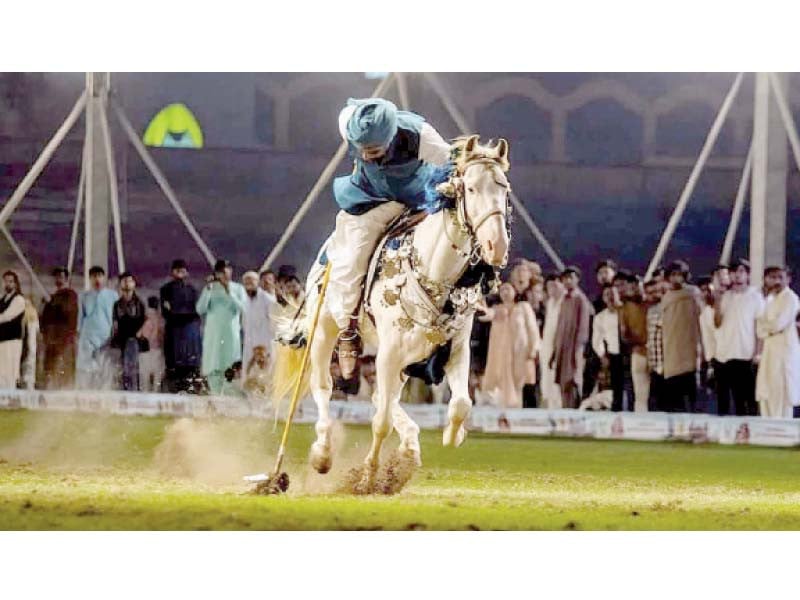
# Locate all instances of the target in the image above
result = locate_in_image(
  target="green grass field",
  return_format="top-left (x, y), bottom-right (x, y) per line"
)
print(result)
top-left (1, 408), bottom-right (800, 530)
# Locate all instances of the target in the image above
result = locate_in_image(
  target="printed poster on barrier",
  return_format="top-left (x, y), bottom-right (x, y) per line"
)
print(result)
top-left (618, 413), bottom-right (671, 442)
top-left (549, 410), bottom-right (591, 437)
top-left (670, 413), bottom-right (716, 444)
top-left (741, 418), bottom-right (800, 447)
top-left (332, 400), bottom-right (373, 425)
top-left (501, 409), bottom-right (554, 436)
top-left (401, 404), bottom-right (446, 430)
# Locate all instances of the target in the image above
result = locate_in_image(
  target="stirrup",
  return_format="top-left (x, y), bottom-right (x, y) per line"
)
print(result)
top-left (337, 326), bottom-right (362, 380)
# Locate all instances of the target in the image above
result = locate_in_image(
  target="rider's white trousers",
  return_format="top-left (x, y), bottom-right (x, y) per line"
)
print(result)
top-left (326, 201), bottom-right (405, 330)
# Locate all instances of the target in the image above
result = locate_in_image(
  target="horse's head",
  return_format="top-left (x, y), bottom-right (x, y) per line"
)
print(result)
top-left (451, 135), bottom-right (511, 267)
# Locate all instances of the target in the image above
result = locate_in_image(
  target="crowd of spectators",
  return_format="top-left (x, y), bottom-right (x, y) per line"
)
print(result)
top-left (0, 253), bottom-right (798, 419)
top-left (471, 257), bottom-right (800, 419)
top-left (0, 259), bottom-right (302, 399)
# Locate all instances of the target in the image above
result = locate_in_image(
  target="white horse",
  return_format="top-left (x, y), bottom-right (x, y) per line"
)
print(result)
top-left (303, 135), bottom-right (511, 493)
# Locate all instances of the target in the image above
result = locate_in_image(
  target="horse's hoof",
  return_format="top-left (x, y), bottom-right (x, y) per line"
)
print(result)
top-left (376, 450), bottom-right (418, 495)
top-left (309, 442), bottom-right (333, 474)
top-left (353, 465), bottom-right (377, 495)
top-left (398, 441), bottom-right (422, 467)
top-left (442, 422), bottom-right (467, 448)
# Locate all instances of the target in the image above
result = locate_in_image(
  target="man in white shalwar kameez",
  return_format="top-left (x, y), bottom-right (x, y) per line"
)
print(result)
top-left (540, 275), bottom-right (564, 408)
top-left (0, 271), bottom-right (26, 389)
top-left (756, 267), bottom-right (800, 418)
top-left (241, 271), bottom-right (276, 372)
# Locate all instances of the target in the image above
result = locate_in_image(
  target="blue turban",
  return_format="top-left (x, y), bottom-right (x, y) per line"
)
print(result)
top-left (345, 98), bottom-right (398, 149)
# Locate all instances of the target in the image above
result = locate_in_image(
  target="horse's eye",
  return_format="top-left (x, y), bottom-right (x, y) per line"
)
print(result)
top-left (467, 187), bottom-right (475, 193)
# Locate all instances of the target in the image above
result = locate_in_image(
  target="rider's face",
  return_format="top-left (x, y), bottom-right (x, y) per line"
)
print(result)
top-left (359, 144), bottom-right (387, 162)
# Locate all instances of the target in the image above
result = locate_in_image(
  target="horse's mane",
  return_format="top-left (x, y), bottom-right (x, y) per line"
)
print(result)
top-left (423, 135), bottom-right (510, 215)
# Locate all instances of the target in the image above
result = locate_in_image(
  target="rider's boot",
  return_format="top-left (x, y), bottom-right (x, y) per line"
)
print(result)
top-left (337, 317), bottom-right (362, 380)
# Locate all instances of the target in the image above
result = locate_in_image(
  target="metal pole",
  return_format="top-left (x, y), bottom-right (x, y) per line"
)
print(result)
top-left (98, 96), bottom-right (125, 273)
top-left (260, 73), bottom-right (396, 272)
top-left (112, 97), bottom-right (217, 267)
top-left (68, 144), bottom-right (86, 275)
top-left (396, 72), bottom-right (410, 110)
top-left (720, 140), bottom-right (753, 265)
top-left (84, 74), bottom-right (95, 290)
top-left (0, 91), bottom-right (87, 228)
top-left (424, 72), bottom-right (565, 271)
top-left (646, 73), bottom-right (744, 279)
top-left (0, 225), bottom-right (49, 301)
top-left (769, 73), bottom-right (800, 176)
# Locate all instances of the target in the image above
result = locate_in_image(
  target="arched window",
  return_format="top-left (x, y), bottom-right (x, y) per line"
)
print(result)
top-left (566, 99), bottom-right (643, 165)
top-left (656, 101), bottom-right (735, 157)
top-left (254, 89), bottom-right (274, 146)
top-left (476, 94), bottom-right (551, 163)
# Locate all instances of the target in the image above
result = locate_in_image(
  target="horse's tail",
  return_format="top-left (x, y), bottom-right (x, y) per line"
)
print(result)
top-left (269, 343), bottom-right (310, 427)
top-left (268, 235), bottom-right (332, 426)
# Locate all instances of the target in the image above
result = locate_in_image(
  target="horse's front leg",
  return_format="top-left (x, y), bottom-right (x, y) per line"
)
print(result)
top-left (392, 402), bottom-right (422, 466)
top-left (309, 308), bottom-right (340, 474)
top-left (356, 349), bottom-right (406, 493)
top-left (443, 315), bottom-right (474, 447)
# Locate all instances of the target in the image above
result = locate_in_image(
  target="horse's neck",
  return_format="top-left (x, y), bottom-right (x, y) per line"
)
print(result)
top-left (412, 210), bottom-right (470, 286)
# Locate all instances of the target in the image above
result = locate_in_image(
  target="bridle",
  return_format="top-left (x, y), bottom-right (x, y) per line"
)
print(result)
top-left (439, 157), bottom-right (512, 266)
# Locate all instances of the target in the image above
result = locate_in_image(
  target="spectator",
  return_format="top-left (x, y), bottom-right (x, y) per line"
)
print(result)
top-left (713, 258), bottom-right (764, 416)
top-left (756, 266), bottom-right (800, 418)
top-left (540, 274), bottom-right (564, 408)
top-left (526, 277), bottom-right (546, 332)
top-left (0, 271), bottom-right (25, 388)
top-left (20, 296), bottom-right (38, 390)
top-left (77, 266), bottom-right (118, 390)
top-left (354, 355), bottom-right (377, 402)
top-left (696, 277), bottom-right (718, 411)
top-left (241, 270), bottom-right (276, 372)
top-left (243, 345), bottom-right (271, 399)
top-left (138, 296), bottom-right (165, 392)
top-left (478, 282), bottom-right (541, 408)
top-left (259, 269), bottom-right (277, 300)
top-left (508, 260), bottom-right (533, 299)
top-left (712, 264), bottom-right (731, 294)
top-left (619, 273), bottom-right (650, 412)
top-left (40, 267), bottom-right (78, 389)
top-left (661, 260), bottom-right (702, 413)
top-left (644, 278), bottom-right (666, 410)
top-left (592, 284), bottom-right (623, 411)
top-left (197, 260), bottom-right (246, 394)
top-left (583, 259), bottom-right (617, 399)
top-left (160, 259), bottom-right (202, 393)
top-left (112, 272), bottom-right (146, 391)
top-left (550, 266), bottom-right (593, 409)
top-left (594, 259), bottom-right (618, 312)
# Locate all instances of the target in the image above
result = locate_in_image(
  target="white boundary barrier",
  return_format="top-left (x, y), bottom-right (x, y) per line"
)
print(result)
top-left (1, 389), bottom-right (799, 448)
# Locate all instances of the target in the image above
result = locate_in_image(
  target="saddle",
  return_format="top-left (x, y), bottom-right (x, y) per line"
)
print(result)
top-left (363, 208), bottom-right (429, 319)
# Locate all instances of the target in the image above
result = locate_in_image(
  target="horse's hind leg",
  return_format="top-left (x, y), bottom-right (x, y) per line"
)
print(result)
top-left (309, 307), bottom-right (340, 474)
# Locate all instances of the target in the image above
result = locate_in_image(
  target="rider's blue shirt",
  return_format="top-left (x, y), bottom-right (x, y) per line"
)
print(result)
top-left (334, 109), bottom-right (443, 215)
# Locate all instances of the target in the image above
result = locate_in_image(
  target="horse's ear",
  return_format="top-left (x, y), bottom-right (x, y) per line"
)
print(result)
top-left (464, 134), bottom-right (479, 155)
top-left (495, 138), bottom-right (510, 171)
top-left (495, 138), bottom-right (509, 161)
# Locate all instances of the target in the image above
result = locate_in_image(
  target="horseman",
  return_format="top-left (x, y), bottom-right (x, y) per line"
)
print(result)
top-left (327, 96), bottom-right (451, 378)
